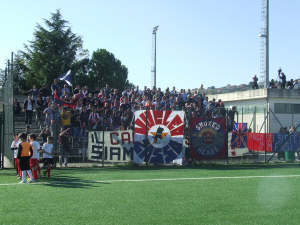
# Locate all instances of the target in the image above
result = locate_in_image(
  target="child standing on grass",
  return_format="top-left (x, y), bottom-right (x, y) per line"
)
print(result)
top-left (28, 134), bottom-right (40, 181)
top-left (10, 133), bottom-right (21, 179)
top-left (17, 133), bottom-right (35, 184)
top-left (40, 136), bottom-right (54, 178)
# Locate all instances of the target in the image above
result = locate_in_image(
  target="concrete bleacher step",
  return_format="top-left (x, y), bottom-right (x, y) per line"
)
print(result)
top-left (12, 95), bottom-right (87, 160)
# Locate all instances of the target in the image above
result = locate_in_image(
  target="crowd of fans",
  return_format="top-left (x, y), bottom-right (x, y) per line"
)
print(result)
top-left (13, 80), bottom-right (240, 140)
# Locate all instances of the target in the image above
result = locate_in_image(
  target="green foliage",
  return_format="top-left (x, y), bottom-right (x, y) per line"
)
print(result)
top-left (71, 57), bottom-right (90, 87)
top-left (12, 54), bottom-right (27, 94)
top-left (2, 10), bottom-right (132, 92)
top-left (88, 49), bottom-right (129, 91)
top-left (0, 54), bottom-right (27, 94)
top-left (20, 9), bottom-right (83, 88)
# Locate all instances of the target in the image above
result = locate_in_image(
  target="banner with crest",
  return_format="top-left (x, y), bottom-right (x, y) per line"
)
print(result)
top-left (133, 110), bottom-right (185, 164)
top-left (189, 118), bottom-right (227, 159)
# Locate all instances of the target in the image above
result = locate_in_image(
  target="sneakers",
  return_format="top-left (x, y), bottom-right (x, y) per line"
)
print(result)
top-left (17, 176), bottom-right (22, 180)
top-left (28, 179), bottom-right (35, 183)
top-left (19, 181), bottom-right (26, 184)
top-left (43, 171), bottom-right (47, 178)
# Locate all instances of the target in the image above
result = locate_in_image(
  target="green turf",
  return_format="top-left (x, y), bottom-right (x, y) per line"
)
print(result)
top-left (1, 164), bottom-right (300, 224)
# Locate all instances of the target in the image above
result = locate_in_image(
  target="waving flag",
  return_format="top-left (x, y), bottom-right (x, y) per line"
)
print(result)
top-left (53, 90), bottom-right (76, 108)
top-left (57, 70), bottom-right (72, 86)
top-left (134, 110), bottom-right (184, 164)
top-left (231, 123), bottom-right (248, 149)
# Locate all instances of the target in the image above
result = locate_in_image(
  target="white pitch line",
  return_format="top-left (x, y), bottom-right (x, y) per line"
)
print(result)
top-left (1, 174), bottom-right (300, 186)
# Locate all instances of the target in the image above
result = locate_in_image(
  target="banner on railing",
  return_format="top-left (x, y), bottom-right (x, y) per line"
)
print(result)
top-left (88, 131), bottom-right (134, 162)
top-left (88, 129), bottom-right (186, 164)
top-left (247, 133), bottom-right (299, 152)
top-left (189, 118), bottom-right (227, 159)
top-left (134, 110), bottom-right (185, 164)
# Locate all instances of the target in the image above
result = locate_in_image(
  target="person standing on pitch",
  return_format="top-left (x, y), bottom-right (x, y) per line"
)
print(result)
top-left (40, 136), bottom-right (55, 178)
top-left (17, 133), bottom-right (34, 184)
top-left (11, 133), bottom-right (21, 179)
top-left (28, 134), bottom-right (40, 181)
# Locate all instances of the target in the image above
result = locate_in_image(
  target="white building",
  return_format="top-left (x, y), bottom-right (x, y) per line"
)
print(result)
top-left (208, 89), bottom-right (300, 133)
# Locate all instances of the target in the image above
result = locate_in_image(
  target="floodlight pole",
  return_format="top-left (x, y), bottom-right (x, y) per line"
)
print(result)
top-left (152, 26), bottom-right (158, 87)
top-left (265, 0), bottom-right (269, 88)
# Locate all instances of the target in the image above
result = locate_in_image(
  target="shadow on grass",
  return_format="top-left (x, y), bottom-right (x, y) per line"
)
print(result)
top-left (55, 163), bottom-right (300, 173)
top-left (40, 173), bottom-right (111, 188)
top-left (43, 180), bottom-right (111, 188)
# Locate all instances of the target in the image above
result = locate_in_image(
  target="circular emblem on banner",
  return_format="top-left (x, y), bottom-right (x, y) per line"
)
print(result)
top-left (148, 125), bottom-right (171, 148)
top-left (191, 120), bottom-right (225, 157)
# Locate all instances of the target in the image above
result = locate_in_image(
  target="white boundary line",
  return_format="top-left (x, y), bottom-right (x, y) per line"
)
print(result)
top-left (1, 174), bottom-right (300, 186)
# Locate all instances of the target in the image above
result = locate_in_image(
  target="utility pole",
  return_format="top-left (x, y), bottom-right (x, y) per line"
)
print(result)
top-left (151, 26), bottom-right (159, 88)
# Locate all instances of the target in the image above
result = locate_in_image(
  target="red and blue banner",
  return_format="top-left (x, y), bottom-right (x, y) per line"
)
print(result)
top-left (189, 118), bottom-right (227, 159)
top-left (247, 133), bottom-right (299, 152)
top-left (133, 110), bottom-right (185, 164)
top-left (53, 90), bottom-right (76, 108)
top-left (231, 123), bottom-right (248, 149)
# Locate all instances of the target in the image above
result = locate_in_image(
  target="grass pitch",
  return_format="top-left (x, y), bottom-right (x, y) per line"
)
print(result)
top-left (1, 164), bottom-right (300, 224)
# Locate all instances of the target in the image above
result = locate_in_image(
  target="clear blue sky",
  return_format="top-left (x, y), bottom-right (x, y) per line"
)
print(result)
top-left (0, 0), bottom-right (299, 90)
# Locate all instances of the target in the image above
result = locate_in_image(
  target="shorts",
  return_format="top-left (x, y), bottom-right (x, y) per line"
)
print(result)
top-left (30, 158), bottom-right (38, 167)
top-left (19, 156), bottom-right (31, 171)
top-left (43, 158), bottom-right (54, 165)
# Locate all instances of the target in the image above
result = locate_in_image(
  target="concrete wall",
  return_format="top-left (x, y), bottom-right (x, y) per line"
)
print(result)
top-left (208, 88), bottom-right (300, 134)
top-left (208, 88), bottom-right (300, 102)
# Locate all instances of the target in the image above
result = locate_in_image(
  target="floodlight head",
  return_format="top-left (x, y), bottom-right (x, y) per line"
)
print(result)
top-left (152, 26), bottom-right (159, 34)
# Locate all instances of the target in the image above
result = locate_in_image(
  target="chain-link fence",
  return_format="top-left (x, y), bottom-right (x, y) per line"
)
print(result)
top-left (66, 107), bottom-right (300, 166)
top-left (2, 63), bottom-right (14, 168)
top-left (6, 98), bottom-right (299, 167)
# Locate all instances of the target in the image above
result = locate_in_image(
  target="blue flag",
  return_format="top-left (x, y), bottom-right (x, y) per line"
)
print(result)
top-left (57, 70), bottom-right (72, 87)
top-left (231, 123), bottom-right (248, 149)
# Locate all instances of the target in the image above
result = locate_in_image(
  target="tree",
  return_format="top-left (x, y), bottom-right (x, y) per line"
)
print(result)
top-left (71, 58), bottom-right (90, 87)
top-left (88, 49), bottom-right (129, 91)
top-left (0, 54), bottom-right (26, 95)
top-left (20, 9), bottom-right (84, 88)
